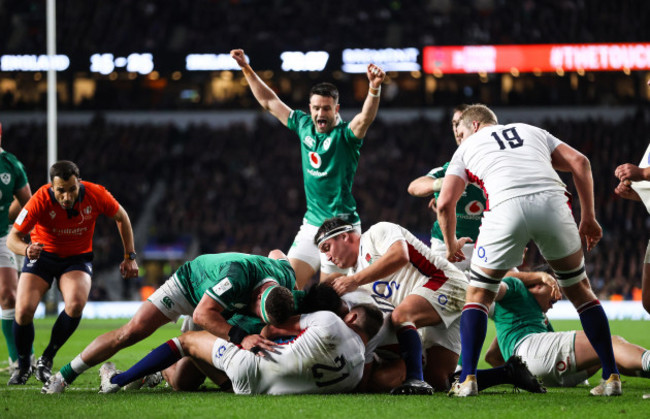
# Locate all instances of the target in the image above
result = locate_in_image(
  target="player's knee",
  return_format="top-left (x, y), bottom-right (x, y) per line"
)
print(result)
top-left (0, 290), bottom-right (15, 308)
top-left (64, 301), bottom-right (86, 317)
top-left (390, 307), bottom-right (412, 326)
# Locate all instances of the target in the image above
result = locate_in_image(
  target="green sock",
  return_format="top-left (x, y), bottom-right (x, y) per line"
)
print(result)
top-left (60, 363), bottom-right (78, 383)
top-left (1, 312), bottom-right (18, 362)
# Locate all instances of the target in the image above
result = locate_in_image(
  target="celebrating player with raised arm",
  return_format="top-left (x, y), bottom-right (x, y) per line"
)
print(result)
top-left (230, 48), bottom-right (385, 289)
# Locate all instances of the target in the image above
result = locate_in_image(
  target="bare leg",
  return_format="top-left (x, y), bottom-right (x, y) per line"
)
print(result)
top-left (80, 301), bottom-right (171, 365)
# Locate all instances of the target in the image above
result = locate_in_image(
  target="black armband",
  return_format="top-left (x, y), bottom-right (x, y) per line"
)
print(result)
top-left (228, 325), bottom-right (248, 345)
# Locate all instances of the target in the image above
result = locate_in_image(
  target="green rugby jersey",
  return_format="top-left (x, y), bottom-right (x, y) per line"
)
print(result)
top-left (429, 161), bottom-right (485, 242)
top-left (287, 110), bottom-right (362, 226)
top-left (173, 253), bottom-right (296, 317)
top-left (0, 151), bottom-right (28, 235)
top-left (492, 276), bottom-right (554, 360)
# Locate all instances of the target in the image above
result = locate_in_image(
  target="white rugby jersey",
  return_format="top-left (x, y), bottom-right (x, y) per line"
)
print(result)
top-left (258, 311), bottom-right (365, 395)
top-left (351, 222), bottom-right (466, 307)
top-left (446, 123), bottom-right (566, 209)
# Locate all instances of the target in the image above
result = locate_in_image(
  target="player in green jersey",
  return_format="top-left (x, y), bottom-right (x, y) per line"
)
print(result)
top-left (408, 104), bottom-right (486, 275)
top-left (487, 276), bottom-right (650, 392)
top-left (0, 123), bottom-right (33, 375)
top-left (42, 251), bottom-right (296, 393)
top-left (230, 49), bottom-right (385, 289)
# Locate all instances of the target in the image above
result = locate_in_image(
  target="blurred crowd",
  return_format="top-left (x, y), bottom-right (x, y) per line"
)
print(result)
top-left (3, 107), bottom-right (649, 300)
top-left (2, 0), bottom-right (648, 54)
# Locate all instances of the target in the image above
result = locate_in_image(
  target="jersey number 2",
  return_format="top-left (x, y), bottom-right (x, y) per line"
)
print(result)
top-left (312, 355), bottom-right (349, 387)
top-left (491, 127), bottom-right (524, 150)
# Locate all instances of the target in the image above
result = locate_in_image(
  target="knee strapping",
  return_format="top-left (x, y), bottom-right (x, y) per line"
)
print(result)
top-left (554, 259), bottom-right (587, 287)
top-left (469, 266), bottom-right (501, 293)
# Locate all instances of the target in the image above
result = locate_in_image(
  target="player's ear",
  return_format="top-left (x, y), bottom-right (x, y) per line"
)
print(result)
top-left (344, 311), bottom-right (358, 326)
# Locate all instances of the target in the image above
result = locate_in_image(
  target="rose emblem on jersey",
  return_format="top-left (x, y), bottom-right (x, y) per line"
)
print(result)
top-left (0, 173), bottom-right (10, 185)
top-left (464, 200), bottom-right (485, 215)
top-left (323, 137), bottom-right (332, 151)
top-left (309, 152), bottom-right (322, 169)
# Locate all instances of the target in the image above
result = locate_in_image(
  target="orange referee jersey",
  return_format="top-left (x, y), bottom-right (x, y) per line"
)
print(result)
top-left (14, 181), bottom-right (120, 258)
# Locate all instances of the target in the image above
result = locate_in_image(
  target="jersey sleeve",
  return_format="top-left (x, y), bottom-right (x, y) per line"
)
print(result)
top-left (445, 149), bottom-right (469, 183)
top-left (425, 166), bottom-right (445, 179)
top-left (92, 183), bottom-right (120, 217)
top-left (287, 109), bottom-right (307, 135)
top-left (13, 188), bottom-right (46, 234)
top-left (499, 276), bottom-right (525, 304)
top-left (12, 158), bottom-right (28, 191)
top-left (299, 310), bottom-right (340, 329)
top-left (366, 222), bottom-right (406, 255)
top-left (542, 129), bottom-right (563, 153)
top-left (204, 263), bottom-right (247, 310)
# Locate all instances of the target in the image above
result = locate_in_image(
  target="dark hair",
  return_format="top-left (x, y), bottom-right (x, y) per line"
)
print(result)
top-left (350, 303), bottom-right (383, 341)
top-left (314, 217), bottom-right (353, 246)
top-left (265, 286), bottom-right (295, 325)
top-left (50, 160), bottom-right (80, 181)
top-left (310, 82), bottom-right (339, 103)
top-left (298, 283), bottom-right (343, 315)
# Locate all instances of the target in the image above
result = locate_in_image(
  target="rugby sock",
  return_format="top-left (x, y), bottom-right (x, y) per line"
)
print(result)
top-left (59, 355), bottom-right (90, 384)
top-left (2, 309), bottom-right (18, 362)
top-left (475, 366), bottom-right (507, 391)
top-left (636, 350), bottom-right (650, 378)
top-left (111, 338), bottom-right (184, 387)
top-left (12, 320), bottom-right (34, 369)
top-left (396, 323), bottom-right (424, 381)
top-left (459, 303), bottom-right (489, 382)
top-left (42, 310), bottom-right (82, 360)
top-left (577, 300), bottom-right (619, 378)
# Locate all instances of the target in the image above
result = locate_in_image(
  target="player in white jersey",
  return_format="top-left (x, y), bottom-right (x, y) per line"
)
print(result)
top-left (97, 305), bottom-right (383, 395)
top-left (315, 218), bottom-right (468, 394)
top-left (437, 103), bottom-right (621, 397)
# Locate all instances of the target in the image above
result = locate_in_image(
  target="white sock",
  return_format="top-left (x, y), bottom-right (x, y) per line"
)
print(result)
top-left (1, 308), bottom-right (15, 320)
top-left (70, 355), bottom-right (90, 374)
top-left (642, 350), bottom-right (650, 372)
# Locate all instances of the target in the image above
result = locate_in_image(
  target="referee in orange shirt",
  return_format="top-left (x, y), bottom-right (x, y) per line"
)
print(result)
top-left (6, 160), bottom-right (138, 385)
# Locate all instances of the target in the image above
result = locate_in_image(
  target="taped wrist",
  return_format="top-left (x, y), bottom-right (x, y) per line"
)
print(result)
top-left (228, 325), bottom-right (248, 345)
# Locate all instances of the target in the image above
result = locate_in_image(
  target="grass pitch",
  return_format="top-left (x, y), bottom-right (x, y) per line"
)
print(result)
top-left (1, 318), bottom-right (648, 418)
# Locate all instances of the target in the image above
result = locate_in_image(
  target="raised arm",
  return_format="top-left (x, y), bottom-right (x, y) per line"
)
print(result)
top-left (551, 143), bottom-right (601, 251)
top-left (408, 175), bottom-right (441, 197)
top-left (231, 49), bottom-right (292, 126)
top-left (112, 205), bottom-right (138, 278)
top-left (348, 64), bottom-right (386, 139)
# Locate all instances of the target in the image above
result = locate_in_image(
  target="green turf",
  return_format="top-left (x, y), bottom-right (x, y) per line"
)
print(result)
top-left (1, 318), bottom-right (648, 418)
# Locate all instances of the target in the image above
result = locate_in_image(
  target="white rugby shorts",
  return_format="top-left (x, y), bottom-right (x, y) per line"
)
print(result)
top-left (514, 331), bottom-right (588, 387)
top-left (471, 191), bottom-right (582, 270)
top-left (0, 234), bottom-right (18, 269)
top-left (147, 275), bottom-right (195, 322)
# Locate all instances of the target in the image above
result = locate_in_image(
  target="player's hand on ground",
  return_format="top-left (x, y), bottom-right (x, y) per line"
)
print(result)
top-left (241, 334), bottom-right (276, 355)
top-left (614, 163), bottom-right (643, 183)
top-left (332, 275), bottom-right (359, 295)
top-left (26, 242), bottom-right (43, 260)
top-left (120, 259), bottom-right (139, 278)
top-left (367, 64), bottom-right (385, 87)
top-left (230, 49), bottom-right (247, 68)
top-left (578, 218), bottom-right (602, 252)
top-left (614, 180), bottom-right (641, 201)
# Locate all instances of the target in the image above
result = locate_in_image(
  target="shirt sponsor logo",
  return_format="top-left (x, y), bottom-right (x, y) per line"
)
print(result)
top-left (323, 137), bottom-right (332, 151)
top-left (0, 173), bottom-right (10, 185)
top-left (16, 208), bottom-right (28, 225)
top-left (307, 168), bottom-right (328, 177)
top-left (464, 200), bottom-right (485, 216)
top-left (304, 136), bottom-right (315, 148)
top-left (51, 227), bottom-right (89, 235)
top-left (309, 151), bottom-right (322, 169)
top-left (214, 278), bottom-right (232, 296)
